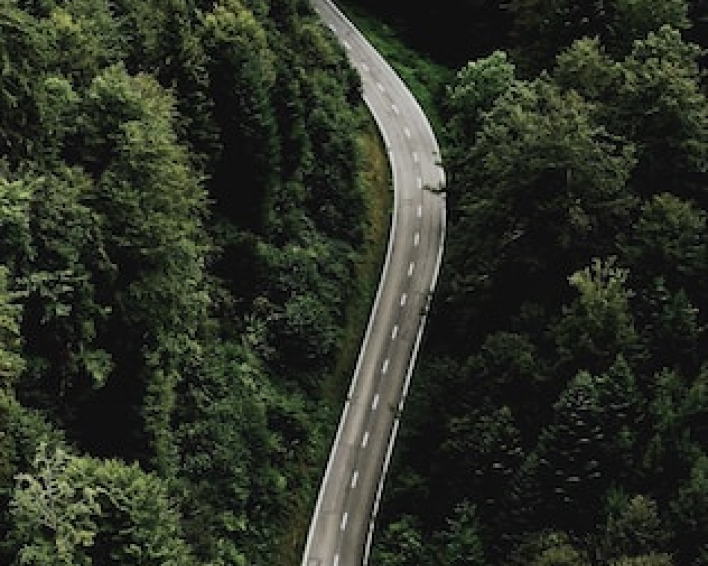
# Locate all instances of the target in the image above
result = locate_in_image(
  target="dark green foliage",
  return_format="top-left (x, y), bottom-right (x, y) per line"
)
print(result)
top-left (0, 0), bottom-right (367, 563)
top-left (603, 494), bottom-right (669, 562)
top-left (373, 0), bottom-right (708, 563)
top-left (433, 502), bottom-right (487, 566)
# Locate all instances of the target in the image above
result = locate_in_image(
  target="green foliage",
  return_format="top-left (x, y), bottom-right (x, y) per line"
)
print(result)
top-left (0, 267), bottom-right (24, 385)
top-left (553, 258), bottom-right (638, 374)
top-left (11, 443), bottom-right (99, 566)
top-left (443, 76), bottom-right (635, 333)
top-left (0, 5), bottom-right (47, 162)
top-left (373, 2), bottom-right (708, 565)
top-left (508, 0), bottom-right (691, 73)
top-left (11, 442), bottom-right (196, 566)
top-left (372, 515), bottom-right (425, 566)
top-left (603, 494), bottom-right (669, 561)
top-left (669, 453), bottom-right (708, 564)
top-left (433, 502), bottom-right (487, 566)
top-left (445, 50), bottom-right (517, 143)
top-left (505, 531), bottom-right (590, 566)
top-left (0, 0), bottom-right (368, 563)
top-left (555, 28), bottom-right (708, 200)
top-left (0, 391), bottom-right (62, 562)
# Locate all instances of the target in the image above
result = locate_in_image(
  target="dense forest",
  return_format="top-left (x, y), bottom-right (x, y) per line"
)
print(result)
top-left (363, 0), bottom-right (708, 565)
top-left (0, 0), bottom-right (375, 564)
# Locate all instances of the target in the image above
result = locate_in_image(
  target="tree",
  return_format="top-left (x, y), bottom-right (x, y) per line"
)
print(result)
top-left (507, 0), bottom-right (611, 73)
top-left (0, 5), bottom-right (47, 163)
top-left (619, 193), bottom-right (708, 301)
top-left (669, 453), bottom-right (708, 564)
top-left (506, 531), bottom-right (590, 566)
top-left (508, 0), bottom-right (690, 72)
top-left (64, 64), bottom-right (210, 471)
top-left (442, 78), bottom-right (636, 334)
top-left (372, 515), bottom-right (425, 566)
top-left (11, 442), bottom-right (196, 566)
top-left (0, 393), bottom-right (62, 564)
top-left (609, 0), bottom-right (689, 54)
top-left (0, 267), bottom-right (24, 386)
top-left (11, 443), bottom-right (98, 566)
top-left (553, 26), bottom-right (708, 202)
top-left (433, 501), bottom-right (486, 566)
top-left (536, 370), bottom-right (621, 531)
top-left (603, 494), bottom-right (669, 561)
top-left (553, 258), bottom-right (639, 376)
top-left (440, 405), bottom-right (523, 518)
top-left (201, 0), bottom-right (279, 232)
top-left (40, 2), bottom-right (120, 87)
top-left (613, 27), bottom-right (708, 200)
top-left (445, 50), bottom-right (517, 144)
top-left (553, 38), bottom-right (625, 103)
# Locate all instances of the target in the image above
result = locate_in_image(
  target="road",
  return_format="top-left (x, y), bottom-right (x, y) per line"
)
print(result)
top-left (301, 2), bottom-right (446, 566)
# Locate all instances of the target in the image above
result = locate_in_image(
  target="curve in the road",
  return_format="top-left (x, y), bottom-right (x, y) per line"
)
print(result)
top-left (302, 2), bottom-right (446, 566)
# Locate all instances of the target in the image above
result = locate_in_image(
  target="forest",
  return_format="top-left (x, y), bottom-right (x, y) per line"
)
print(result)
top-left (360, 0), bottom-right (708, 565)
top-left (0, 0), bottom-right (376, 564)
top-left (4, 0), bottom-right (708, 564)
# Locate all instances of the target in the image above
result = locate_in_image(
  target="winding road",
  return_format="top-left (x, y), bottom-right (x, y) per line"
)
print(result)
top-left (301, 2), bottom-right (446, 566)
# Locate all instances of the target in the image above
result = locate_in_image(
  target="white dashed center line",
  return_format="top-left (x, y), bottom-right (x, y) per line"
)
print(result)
top-left (351, 470), bottom-right (359, 489)
top-left (362, 431), bottom-right (370, 448)
top-left (382, 358), bottom-right (390, 374)
top-left (408, 261), bottom-right (416, 277)
top-left (400, 293), bottom-right (408, 307)
top-left (372, 394), bottom-right (380, 411)
top-left (414, 232), bottom-right (420, 247)
top-left (391, 325), bottom-right (399, 340)
top-left (341, 512), bottom-right (349, 531)
top-left (417, 204), bottom-right (423, 218)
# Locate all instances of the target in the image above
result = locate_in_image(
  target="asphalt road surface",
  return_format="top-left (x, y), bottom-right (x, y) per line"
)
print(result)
top-left (301, 2), bottom-right (446, 565)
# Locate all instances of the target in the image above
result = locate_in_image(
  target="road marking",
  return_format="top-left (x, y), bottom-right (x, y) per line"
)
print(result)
top-left (382, 358), bottom-right (390, 374)
top-left (404, 127), bottom-right (411, 138)
top-left (377, 82), bottom-right (385, 93)
top-left (408, 261), bottom-right (416, 277)
top-left (351, 470), bottom-right (359, 489)
top-left (392, 104), bottom-right (400, 115)
top-left (372, 393), bottom-right (380, 411)
top-left (362, 431), bottom-right (370, 448)
top-left (341, 512), bottom-right (349, 531)
top-left (412, 151), bottom-right (419, 162)
top-left (417, 204), bottom-right (423, 218)
top-left (400, 293), bottom-right (408, 307)
top-left (391, 325), bottom-right (399, 340)
top-left (417, 176), bottom-right (423, 189)
top-left (361, 62), bottom-right (369, 73)
top-left (414, 232), bottom-right (420, 247)
top-left (343, 40), bottom-right (351, 50)
top-left (334, 554), bottom-right (340, 566)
